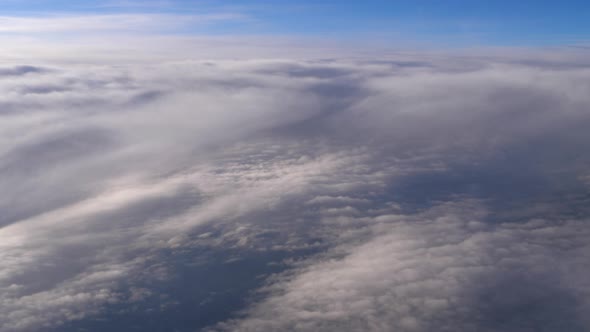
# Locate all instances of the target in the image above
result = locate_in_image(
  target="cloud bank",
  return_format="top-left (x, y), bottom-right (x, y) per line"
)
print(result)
top-left (1, 54), bottom-right (590, 331)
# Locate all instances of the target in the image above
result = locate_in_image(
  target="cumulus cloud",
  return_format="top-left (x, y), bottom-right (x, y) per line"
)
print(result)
top-left (214, 203), bottom-right (590, 332)
top-left (0, 53), bottom-right (589, 331)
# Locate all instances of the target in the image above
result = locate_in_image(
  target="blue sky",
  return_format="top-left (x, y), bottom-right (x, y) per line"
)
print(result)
top-left (0, 0), bottom-right (589, 46)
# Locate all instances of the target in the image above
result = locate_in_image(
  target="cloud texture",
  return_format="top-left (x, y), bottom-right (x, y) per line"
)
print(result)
top-left (1, 54), bottom-right (590, 331)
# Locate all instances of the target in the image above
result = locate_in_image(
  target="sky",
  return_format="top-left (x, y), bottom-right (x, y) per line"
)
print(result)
top-left (1, 2), bottom-right (590, 332)
top-left (0, 0), bottom-right (589, 46)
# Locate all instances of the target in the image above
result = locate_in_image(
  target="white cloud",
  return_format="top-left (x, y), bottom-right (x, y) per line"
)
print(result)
top-left (0, 54), bottom-right (589, 331)
top-left (0, 13), bottom-right (246, 33)
top-left (215, 203), bottom-right (590, 332)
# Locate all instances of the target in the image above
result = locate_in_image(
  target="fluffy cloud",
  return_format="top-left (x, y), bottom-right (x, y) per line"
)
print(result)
top-left (0, 54), bottom-right (589, 331)
top-left (214, 203), bottom-right (590, 332)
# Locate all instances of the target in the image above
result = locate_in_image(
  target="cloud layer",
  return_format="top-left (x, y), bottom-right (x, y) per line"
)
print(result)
top-left (1, 54), bottom-right (590, 331)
